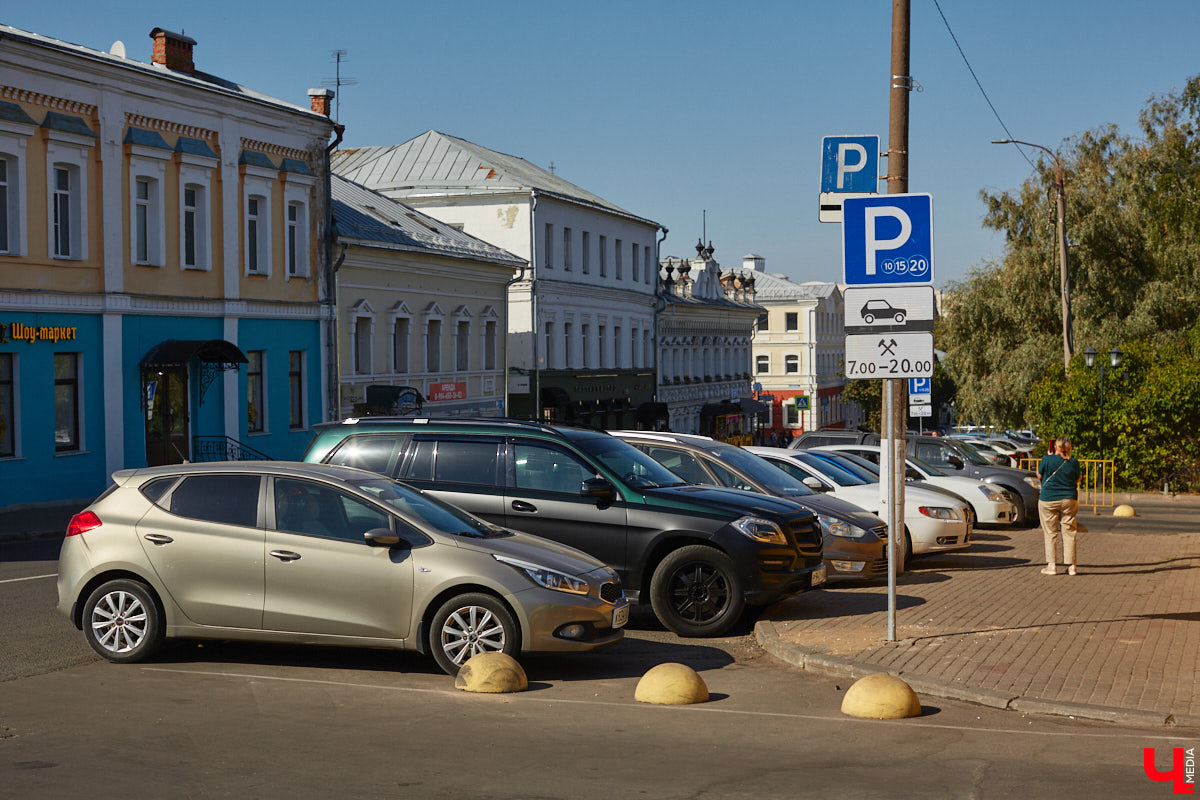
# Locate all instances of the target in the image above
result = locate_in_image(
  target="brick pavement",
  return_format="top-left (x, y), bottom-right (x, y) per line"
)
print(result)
top-left (757, 492), bottom-right (1200, 726)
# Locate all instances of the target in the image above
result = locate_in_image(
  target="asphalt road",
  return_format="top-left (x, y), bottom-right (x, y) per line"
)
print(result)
top-left (2, 539), bottom-right (1193, 799)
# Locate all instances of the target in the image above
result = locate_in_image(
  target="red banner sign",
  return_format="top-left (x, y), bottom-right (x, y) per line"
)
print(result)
top-left (428, 381), bottom-right (467, 402)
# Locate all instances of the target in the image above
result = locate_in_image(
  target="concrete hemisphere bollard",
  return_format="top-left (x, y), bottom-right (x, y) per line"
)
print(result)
top-left (840, 673), bottom-right (922, 719)
top-left (634, 662), bottom-right (709, 705)
top-left (454, 652), bottom-right (529, 693)
top-left (1113, 504), bottom-right (1137, 517)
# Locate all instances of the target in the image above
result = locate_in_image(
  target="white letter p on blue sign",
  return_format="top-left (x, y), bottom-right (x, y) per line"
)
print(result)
top-left (843, 193), bottom-right (934, 286)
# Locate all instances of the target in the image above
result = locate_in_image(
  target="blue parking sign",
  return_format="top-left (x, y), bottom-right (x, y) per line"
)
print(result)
top-left (909, 377), bottom-right (931, 395)
top-left (843, 194), bottom-right (934, 285)
top-left (821, 136), bottom-right (879, 193)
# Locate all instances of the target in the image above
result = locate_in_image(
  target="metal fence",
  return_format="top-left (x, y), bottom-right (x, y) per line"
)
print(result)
top-left (1019, 457), bottom-right (1114, 515)
top-left (191, 436), bottom-right (273, 462)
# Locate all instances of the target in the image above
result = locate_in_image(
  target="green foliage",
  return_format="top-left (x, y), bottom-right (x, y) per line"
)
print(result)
top-left (1027, 341), bottom-right (1200, 491)
top-left (942, 73), bottom-right (1200, 488)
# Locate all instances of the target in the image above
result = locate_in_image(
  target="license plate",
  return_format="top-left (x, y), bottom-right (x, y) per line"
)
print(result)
top-left (613, 602), bottom-right (630, 629)
top-left (812, 564), bottom-right (827, 587)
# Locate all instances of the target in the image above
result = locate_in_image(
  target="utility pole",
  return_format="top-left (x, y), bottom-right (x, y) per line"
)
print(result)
top-left (884, 0), bottom-right (910, 642)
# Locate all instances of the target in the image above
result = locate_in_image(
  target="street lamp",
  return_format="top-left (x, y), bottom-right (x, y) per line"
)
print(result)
top-left (992, 139), bottom-right (1073, 371)
top-left (1083, 346), bottom-right (1123, 459)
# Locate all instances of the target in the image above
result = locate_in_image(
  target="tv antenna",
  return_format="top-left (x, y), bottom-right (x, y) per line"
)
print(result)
top-left (320, 49), bottom-right (358, 124)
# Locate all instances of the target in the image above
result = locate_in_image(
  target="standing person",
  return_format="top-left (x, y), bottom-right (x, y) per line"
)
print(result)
top-left (1037, 436), bottom-right (1082, 575)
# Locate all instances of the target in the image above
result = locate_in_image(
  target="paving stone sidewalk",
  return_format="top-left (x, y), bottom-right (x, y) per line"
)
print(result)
top-left (757, 492), bottom-right (1200, 726)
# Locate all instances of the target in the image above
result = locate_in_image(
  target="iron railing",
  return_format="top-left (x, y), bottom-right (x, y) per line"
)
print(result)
top-left (191, 436), bottom-right (273, 462)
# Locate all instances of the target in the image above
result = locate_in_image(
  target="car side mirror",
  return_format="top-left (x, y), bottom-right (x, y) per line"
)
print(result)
top-left (947, 455), bottom-right (964, 469)
top-left (581, 477), bottom-right (616, 501)
top-left (802, 476), bottom-right (829, 492)
top-left (364, 528), bottom-right (403, 547)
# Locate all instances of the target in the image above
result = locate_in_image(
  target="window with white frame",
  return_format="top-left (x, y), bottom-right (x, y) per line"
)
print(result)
top-left (456, 319), bottom-right (470, 371)
top-left (785, 354), bottom-right (799, 374)
top-left (598, 325), bottom-right (607, 367)
top-left (582, 231), bottom-right (590, 274)
top-left (243, 172), bottom-right (274, 275)
top-left (599, 235), bottom-right (607, 277)
top-left (631, 242), bottom-right (639, 282)
top-left (631, 327), bottom-right (639, 368)
top-left (288, 350), bottom-right (305, 430)
top-left (563, 322), bottom-right (573, 368)
top-left (615, 239), bottom-right (623, 279)
top-left (45, 127), bottom-right (92, 261)
top-left (0, 123), bottom-right (31, 257)
top-left (129, 152), bottom-right (166, 266)
top-left (54, 352), bottom-right (80, 452)
top-left (543, 223), bottom-right (553, 270)
top-left (643, 329), bottom-right (651, 368)
top-left (613, 325), bottom-right (621, 368)
top-left (562, 227), bottom-right (572, 271)
top-left (354, 316), bottom-right (373, 374)
top-left (581, 324), bottom-right (590, 369)
top-left (785, 312), bottom-right (799, 332)
top-left (247, 350), bottom-right (265, 433)
top-left (484, 319), bottom-right (497, 371)
top-left (283, 178), bottom-right (312, 278)
top-left (0, 352), bottom-right (14, 457)
top-left (393, 316), bottom-right (410, 373)
top-left (426, 318), bottom-right (442, 373)
top-left (544, 321), bottom-right (556, 369)
top-left (181, 184), bottom-right (207, 268)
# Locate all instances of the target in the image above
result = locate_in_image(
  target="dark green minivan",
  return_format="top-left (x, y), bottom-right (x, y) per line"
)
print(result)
top-left (304, 418), bottom-right (825, 636)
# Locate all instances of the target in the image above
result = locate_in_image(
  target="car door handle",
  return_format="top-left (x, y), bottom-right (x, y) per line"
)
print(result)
top-left (269, 550), bottom-right (302, 562)
top-left (143, 534), bottom-right (174, 545)
top-left (510, 500), bottom-right (538, 513)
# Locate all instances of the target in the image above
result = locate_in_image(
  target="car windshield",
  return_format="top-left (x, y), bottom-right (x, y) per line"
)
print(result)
top-left (351, 478), bottom-right (508, 538)
top-left (814, 452), bottom-right (881, 482)
top-left (574, 436), bottom-right (688, 489)
top-left (950, 440), bottom-right (993, 465)
top-left (710, 446), bottom-right (815, 496)
top-left (795, 452), bottom-right (870, 486)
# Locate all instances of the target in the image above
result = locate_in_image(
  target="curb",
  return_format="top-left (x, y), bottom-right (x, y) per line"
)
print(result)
top-left (755, 620), bottom-right (1199, 729)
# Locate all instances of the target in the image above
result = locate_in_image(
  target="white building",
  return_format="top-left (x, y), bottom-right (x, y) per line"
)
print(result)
top-left (657, 241), bottom-right (762, 438)
top-left (332, 131), bottom-right (663, 427)
top-left (735, 255), bottom-right (860, 434)
top-left (330, 175), bottom-right (525, 418)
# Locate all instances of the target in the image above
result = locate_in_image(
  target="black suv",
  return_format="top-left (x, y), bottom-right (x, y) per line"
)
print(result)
top-left (790, 430), bottom-right (1040, 524)
top-left (609, 431), bottom-right (888, 583)
top-left (303, 419), bottom-right (825, 636)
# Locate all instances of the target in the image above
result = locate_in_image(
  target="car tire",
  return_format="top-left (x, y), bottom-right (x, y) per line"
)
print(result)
top-left (650, 545), bottom-right (745, 637)
top-left (998, 487), bottom-right (1026, 526)
top-left (429, 593), bottom-right (519, 676)
top-left (82, 579), bottom-right (164, 663)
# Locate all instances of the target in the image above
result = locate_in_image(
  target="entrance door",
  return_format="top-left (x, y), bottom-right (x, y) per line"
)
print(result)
top-left (145, 368), bottom-right (190, 466)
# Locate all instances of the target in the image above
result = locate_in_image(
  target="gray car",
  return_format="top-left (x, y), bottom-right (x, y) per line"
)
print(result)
top-left (57, 462), bottom-right (628, 676)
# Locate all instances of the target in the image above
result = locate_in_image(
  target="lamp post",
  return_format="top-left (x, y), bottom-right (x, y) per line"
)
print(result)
top-left (1083, 346), bottom-right (1123, 459)
top-left (992, 139), bottom-right (1073, 371)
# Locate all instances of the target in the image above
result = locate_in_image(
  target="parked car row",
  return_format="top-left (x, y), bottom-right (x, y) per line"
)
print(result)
top-left (57, 419), bottom-right (1035, 678)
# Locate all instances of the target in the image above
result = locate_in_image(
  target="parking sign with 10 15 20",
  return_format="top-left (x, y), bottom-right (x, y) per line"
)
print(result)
top-left (846, 357), bottom-right (933, 377)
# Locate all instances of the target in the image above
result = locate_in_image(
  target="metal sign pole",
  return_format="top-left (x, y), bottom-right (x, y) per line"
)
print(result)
top-left (886, 380), bottom-right (897, 641)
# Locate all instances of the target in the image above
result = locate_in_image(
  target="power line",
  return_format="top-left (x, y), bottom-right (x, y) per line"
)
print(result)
top-left (931, 0), bottom-right (1036, 171)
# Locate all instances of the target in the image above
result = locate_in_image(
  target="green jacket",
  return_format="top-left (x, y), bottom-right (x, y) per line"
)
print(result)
top-left (1038, 454), bottom-right (1080, 501)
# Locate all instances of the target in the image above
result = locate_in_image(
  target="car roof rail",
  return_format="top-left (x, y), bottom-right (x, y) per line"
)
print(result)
top-left (326, 415), bottom-right (573, 439)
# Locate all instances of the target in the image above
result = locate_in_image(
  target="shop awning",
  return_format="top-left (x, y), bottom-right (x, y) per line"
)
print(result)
top-left (737, 397), bottom-right (769, 415)
top-left (140, 339), bottom-right (248, 369)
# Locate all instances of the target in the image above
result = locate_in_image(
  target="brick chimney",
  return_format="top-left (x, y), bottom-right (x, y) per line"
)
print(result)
top-left (308, 88), bottom-right (334, 118)
top-left (149, 28), bottom-right (196, 74)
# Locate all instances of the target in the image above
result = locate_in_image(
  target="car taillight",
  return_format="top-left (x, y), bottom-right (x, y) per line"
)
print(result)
top-left (67, 511), bottom-right (102, 536)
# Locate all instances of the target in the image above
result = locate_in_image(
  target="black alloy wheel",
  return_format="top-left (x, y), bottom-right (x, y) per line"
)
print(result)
top-left (650, 545), bottom-right (745, 637)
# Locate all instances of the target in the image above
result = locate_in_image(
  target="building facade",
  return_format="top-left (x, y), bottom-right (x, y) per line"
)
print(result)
top-left (0, 25), bottom-right (334, 508)
top-left (332, 131), bottom-right (663, 429)
top-left (737, 255), bottom-right (859, 436)
top-left (331, 175), bottom-right (525, 418)
top-left (656, 242), bottom-right (762, 438)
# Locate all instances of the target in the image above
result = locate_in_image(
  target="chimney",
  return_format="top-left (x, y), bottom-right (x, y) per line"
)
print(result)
top-left (742, 253), bottom-right (765, 272)
top-left (149, 28), bottom-right (196, 74)
top-left (308, 88), bottom-right (335, 118)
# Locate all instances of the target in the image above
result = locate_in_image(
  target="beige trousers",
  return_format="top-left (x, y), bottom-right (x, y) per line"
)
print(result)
top-left (1038, 498), bottom-right (1078, 566)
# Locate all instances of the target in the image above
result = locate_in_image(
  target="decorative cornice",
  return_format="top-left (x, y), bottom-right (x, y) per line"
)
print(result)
top-left (240, 136), bottom-right (309, 162)
top-left (125, 112), bottom-right (216, 143)
top-left (0, 86), bottom-right (95, 117)
top-left (0, 290), bottom-right (320, 319)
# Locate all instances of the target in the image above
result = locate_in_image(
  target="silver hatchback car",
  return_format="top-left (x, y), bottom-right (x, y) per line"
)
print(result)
top-left (57, 462), bottom-right (627, 675)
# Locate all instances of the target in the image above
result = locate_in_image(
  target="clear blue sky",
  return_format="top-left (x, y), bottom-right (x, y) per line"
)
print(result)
top-left (7, 1), bottom-right (1199, 288)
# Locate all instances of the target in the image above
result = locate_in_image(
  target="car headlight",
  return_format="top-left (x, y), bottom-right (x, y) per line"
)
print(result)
top-left (493, 555), bottom-right (589, 595)
top-left (732, 516), bottom-right (787, 545)
top-left (817, 514), bottom-right (866, 538)
top-left (1023, 475), bottom-right (1041, 489)
top-left (918, 506), bottom-right (959, 520)
top-left (977, 484), bottom-right (1008, 502)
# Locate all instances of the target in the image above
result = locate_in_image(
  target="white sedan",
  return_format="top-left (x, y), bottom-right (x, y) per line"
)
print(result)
top-left (814, 444), bottom-right (1019, 526)
top-left (747, 446), bottom-right (972, 567)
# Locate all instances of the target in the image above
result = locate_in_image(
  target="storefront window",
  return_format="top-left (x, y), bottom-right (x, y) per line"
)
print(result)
top-left (54, 353), bottom-right (79, 452)
top-left (247, 350), bottom-right (264, 433)
top-left (0, 353), bottom-right (13, 457)
top-left (288, 350), bottom-right (303, 430)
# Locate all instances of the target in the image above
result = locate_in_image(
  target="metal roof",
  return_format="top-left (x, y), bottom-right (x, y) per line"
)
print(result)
top-left (1, 24), bottom-right (325, 120)
top-left (730, 270), bottom-right (840, 302)
top-left (332, 174), bottom-right (525, 268)
top-left (331, 130), bottom-right (660, 229)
